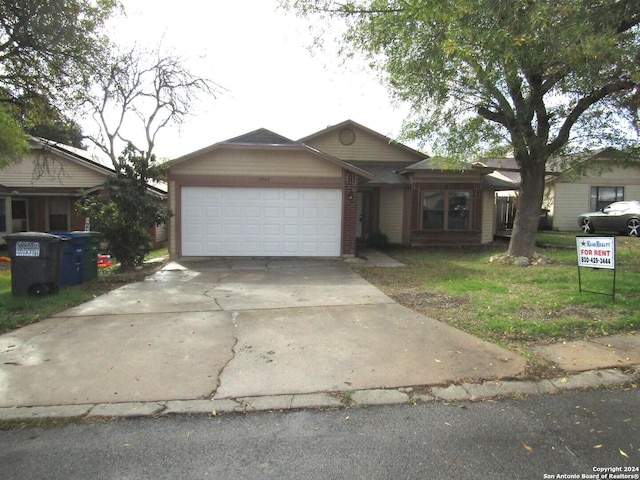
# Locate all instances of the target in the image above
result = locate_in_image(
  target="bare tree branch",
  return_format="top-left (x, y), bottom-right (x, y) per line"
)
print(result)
top-left (82, 45), bottom-right (223, 171)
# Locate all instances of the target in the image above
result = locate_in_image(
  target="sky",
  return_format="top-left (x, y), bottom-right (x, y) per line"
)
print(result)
top-left (99, 0), bottom-right (413, 159)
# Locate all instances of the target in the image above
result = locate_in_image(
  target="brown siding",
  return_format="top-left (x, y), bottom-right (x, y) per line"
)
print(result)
top-left (169, 175), bottom-right (343, 189)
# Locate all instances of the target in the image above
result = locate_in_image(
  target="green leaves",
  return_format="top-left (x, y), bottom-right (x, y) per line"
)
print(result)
top-left (77, 144), bottom-right (172, 271)
top-left (290, 0), bottom-right (640, 158)
top-left (0, 0), bottom-right (118, 163)
top-left (0, 105), bottom-right (30, 167)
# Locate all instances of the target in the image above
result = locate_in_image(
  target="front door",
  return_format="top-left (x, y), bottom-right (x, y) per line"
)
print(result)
top-left (11, 199), bottom-right (28, 232)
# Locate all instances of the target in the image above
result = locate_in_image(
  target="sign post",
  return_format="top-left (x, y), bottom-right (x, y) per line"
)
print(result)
top-left (576, 236), bottom-right (616, 301)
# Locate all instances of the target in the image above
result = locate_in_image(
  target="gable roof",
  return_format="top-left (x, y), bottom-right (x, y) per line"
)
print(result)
top-left (0, 137), bottom-right (168, 197)
top-left (341, 161), bottom-right (413, 186)
top-left (224, 128), bottom-right (296, 145)
top-left (167, 128), bottom-right (375, 180)
top-left (31, 137), bottom-right (116, 177)
top-left (298, 119), bottom-right (428, 159)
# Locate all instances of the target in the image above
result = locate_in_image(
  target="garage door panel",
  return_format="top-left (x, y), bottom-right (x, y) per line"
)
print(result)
top-left (182, 187), bottom-right (342, 257)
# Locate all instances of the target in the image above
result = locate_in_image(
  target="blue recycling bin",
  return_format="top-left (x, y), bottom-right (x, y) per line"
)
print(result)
top-left (51, 231), bottom-right (90, 286)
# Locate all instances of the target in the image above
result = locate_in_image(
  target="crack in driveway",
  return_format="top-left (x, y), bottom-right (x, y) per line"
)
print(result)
top-left (210, 311), bottom-right (240, 398)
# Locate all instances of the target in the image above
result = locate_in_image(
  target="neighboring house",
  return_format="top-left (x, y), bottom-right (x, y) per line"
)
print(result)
top-left (486, 148), bottom-right (640, 232)
top-left (166, 119), bottom-right (515, 258)
top-left (548, 149), bottom-right (640, 231)
top-left (0, 137), bottom-right (168, 245)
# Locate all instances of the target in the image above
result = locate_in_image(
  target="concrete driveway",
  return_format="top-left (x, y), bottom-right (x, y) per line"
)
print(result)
top-left (0, 258), bottom-right (526, 407)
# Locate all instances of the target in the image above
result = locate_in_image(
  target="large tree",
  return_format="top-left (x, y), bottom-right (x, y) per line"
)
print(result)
top-left (286, 0), bottom-right (640, 258)
top-left (82, 45), bottom-right (219, 170)
top-left (78, 45), bottom-right (219, 270)
top-left (0, 0), bottom-right (117, 163)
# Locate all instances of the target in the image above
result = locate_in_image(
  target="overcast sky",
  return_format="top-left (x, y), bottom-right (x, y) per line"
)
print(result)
top-left (100, 0), bottom-right (412, 159)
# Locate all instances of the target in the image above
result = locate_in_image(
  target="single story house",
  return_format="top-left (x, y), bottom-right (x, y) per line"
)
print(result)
top-left (486, 148), bottom-right (640, 232)
top-left (0, 137), bottom-right (168, 245)
top-left (166, 120), bottom-right (515, 258)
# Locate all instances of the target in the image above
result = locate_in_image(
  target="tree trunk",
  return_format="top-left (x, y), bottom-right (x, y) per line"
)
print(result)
top-left (506, 160), bottom-right (546, 258)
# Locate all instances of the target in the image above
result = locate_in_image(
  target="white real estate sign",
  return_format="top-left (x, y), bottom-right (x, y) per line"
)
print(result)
top-left (576, 236), bottom-right (616, 270)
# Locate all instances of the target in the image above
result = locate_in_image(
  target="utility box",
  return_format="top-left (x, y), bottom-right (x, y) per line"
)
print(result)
top-left (4, 232), bottom-right (67, 296)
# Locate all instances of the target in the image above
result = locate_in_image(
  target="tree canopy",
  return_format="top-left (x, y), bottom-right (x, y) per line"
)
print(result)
top-left (286, 0), bottom-right (640, 258)
top-left (0, 0), bottom-right (118, 163)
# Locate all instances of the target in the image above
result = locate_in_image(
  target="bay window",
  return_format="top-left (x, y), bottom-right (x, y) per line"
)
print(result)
top-left (422, 191), bottom-right (471, 231)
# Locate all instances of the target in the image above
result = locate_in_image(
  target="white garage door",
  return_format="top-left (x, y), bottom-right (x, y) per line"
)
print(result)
top-left (181, 187), bottom-right (343, 257)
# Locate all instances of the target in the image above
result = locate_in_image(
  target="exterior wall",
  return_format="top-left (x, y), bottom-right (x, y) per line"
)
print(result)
top-left (0, 151), bottom-right (107, 188)
top-left (552, 165), bottom-right (640, 231)
top-left (378, 187), bottom-right (405, 244)
top-left (170, 148), bottom-right (342, 178)
top-left (481, 190), bottom-right (495, 244)
top-left (304, 126), bottom-right (422, 163)
top-left (551, 183), bottom-right (590, 231)
top-left (168, 180), bottom-right (177, 257)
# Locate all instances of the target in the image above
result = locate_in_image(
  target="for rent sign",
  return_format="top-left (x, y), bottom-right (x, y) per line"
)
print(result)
top-left (576, 237), bottom-right (616, 270)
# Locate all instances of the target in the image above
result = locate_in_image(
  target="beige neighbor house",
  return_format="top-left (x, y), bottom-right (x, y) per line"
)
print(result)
top-left (166, 120), bottom-right (515, 258)
top-left (0, 137), bottom-right (168, 245)
top-left (487, 148), bottom-right (640, 232)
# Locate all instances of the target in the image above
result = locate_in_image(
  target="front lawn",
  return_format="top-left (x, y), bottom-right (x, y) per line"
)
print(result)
top-left (354, 233), bottom-right (640, 376)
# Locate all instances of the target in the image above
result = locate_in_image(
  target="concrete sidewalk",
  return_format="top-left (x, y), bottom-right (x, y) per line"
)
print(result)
top-left (0, 256), bottom-right (637, 421)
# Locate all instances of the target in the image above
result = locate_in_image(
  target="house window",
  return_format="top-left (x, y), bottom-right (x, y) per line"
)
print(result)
top-left (11, 199), bottom-right (27, 231)
top-left (590, 186), bottom-right (624, 211)
top-left (422, 191), bottom-right (471, 231)
top-left (48, 198), bottom-right (69, 231)
top-left (0, 199), bottom-right (5, 231)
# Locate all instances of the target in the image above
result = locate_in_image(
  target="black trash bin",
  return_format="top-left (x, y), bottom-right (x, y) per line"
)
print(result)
top-left (4, 232), bottom-right (67, 296)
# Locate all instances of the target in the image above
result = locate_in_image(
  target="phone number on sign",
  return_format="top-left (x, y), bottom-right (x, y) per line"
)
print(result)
top-left (580, 257), bottom-right (613, 265)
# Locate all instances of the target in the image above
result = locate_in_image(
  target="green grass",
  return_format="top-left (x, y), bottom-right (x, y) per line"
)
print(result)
top-left (0, 248), bottom-right (168, 334)
top-left (356, 234), bottom-right (640, 346)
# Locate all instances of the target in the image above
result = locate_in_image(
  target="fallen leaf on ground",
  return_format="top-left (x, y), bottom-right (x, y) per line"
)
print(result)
top-left (523, 443), bottom-right (533, 452)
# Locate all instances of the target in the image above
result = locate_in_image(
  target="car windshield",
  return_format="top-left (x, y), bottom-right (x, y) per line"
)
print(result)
top-left (603, 201), bottom-right (639, 213)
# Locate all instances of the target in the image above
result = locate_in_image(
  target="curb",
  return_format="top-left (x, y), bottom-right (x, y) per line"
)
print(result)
top-left (1, 366), bottom-right (637, 423)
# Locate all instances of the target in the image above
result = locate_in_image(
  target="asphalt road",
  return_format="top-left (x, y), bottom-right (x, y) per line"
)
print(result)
top-left (1, 388), bottom-right (638, 480)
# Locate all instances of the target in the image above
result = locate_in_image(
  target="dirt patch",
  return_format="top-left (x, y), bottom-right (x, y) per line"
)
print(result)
top-left (390, 291), bottom-right (469, 310)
